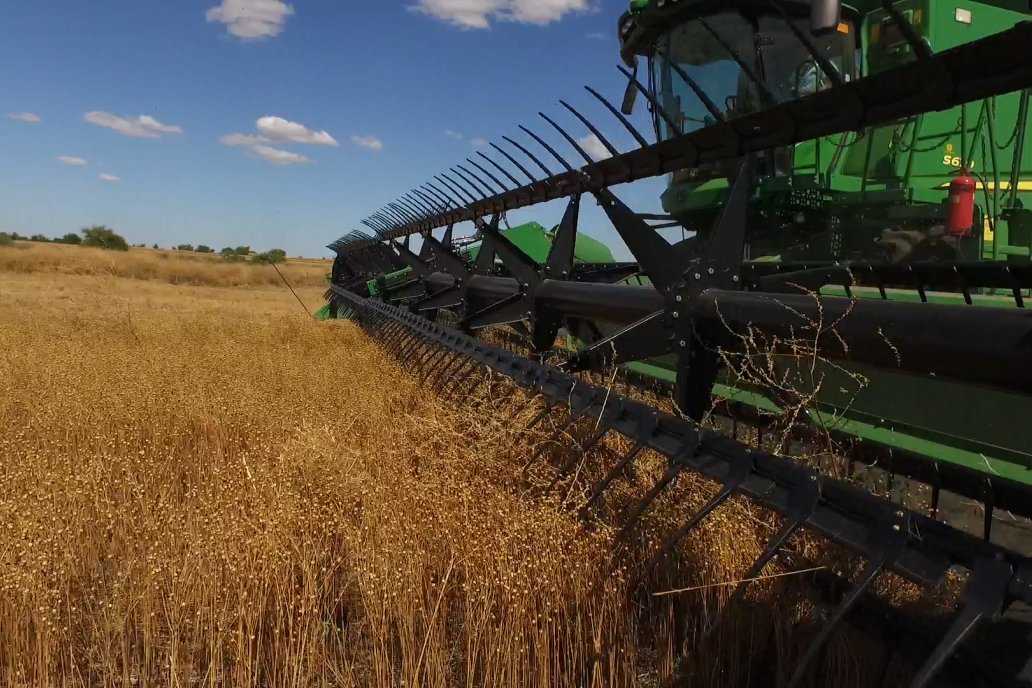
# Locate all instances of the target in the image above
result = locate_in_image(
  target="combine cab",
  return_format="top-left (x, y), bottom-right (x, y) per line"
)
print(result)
top-left (323, 1), bottom-right (1032, 685)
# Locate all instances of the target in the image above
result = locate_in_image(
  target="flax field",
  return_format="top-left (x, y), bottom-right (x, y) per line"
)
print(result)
top-left (0, 255), bottom-right (888, 687)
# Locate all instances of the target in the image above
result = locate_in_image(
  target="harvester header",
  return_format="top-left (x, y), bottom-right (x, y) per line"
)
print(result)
top-left (321, 2), bottom-right (1032, 685)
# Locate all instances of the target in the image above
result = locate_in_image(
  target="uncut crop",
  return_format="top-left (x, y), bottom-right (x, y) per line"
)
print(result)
top-left (0, 270), bottom-right (869, 687)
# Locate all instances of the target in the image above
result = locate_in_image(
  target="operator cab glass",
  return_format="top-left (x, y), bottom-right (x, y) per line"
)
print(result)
top-left (650, 12), bottom-right (858, 141)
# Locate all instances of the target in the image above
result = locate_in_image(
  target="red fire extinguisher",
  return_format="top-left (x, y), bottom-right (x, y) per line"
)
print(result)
top-left (946, 169), bottom-right (977, 237)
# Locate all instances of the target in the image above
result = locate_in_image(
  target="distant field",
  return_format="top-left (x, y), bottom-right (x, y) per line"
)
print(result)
top-left (0, 241), bottom-right (332, 288)
top-left (0, 255), bottom-right (823, 687)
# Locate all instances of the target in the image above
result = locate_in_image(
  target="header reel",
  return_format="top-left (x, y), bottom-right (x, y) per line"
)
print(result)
top-left (326, 7), bottom-right (1032, 686)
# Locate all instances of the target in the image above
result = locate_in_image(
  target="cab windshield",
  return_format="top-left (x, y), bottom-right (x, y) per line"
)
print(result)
top-left (650, 12), bottom-right (857, 140)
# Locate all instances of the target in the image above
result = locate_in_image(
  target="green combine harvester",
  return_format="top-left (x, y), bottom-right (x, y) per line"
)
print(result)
top-left (322, 0), bottom-right (1032, 685)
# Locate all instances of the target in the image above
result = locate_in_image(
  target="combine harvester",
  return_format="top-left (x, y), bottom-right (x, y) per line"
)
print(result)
top-left (324, 0), bottom-right (1032, 685)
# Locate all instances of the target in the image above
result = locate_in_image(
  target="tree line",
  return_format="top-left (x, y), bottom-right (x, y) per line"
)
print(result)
top-left (0, 227), bottom-right (289, 264)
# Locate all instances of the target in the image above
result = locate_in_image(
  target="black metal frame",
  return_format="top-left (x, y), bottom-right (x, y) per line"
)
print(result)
top-left (328, 285), bottom-right (1032, 688)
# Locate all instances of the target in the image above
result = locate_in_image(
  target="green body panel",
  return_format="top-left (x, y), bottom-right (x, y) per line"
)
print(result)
top-left (466, 221), bottom-right (617, 265)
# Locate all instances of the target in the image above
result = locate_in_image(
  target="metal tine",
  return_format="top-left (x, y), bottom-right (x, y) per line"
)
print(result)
top-left (502, 135), bottom-right (554, 178)
top-left (983, 482), bottom-right (995, 541)
top-left (585, 85), bottom-right (649, 148)
top-left (373, 210), bottom-right (399, 229)
top-left (578, 443), bottom-right (642, 515)
top-left (523, 401), bottom-right (557, 433)
top-left (404, 192), bottom-right (436, 215)
top-left (698, 18), bottom-right (776, 106)
top-left (654, 49), bottom-right (725, 124)
top-left (456, 163), bottom-right (502, 196)
top-left (407, 188), bottom-right (438, 213)
top-left (416, 186), bottom-right (452, 212)
top-left (786, 516), bottom-right (911, 688)
top-left (441, 171), bottom-right (481, 205)
top-left (615, 461), bottom-right (683, 542)
top-left (427, 350), bottom-right (464, 386)
top-left (449, 166), bottom-right (490, 198)
top-left (539, 112), bottom-right (594, 166)
top-left (616, 65), bottom-right (683, 137)
top-left (425, 181), bottom-right (465, 209)
top-left (490, 142), bottom-right (538, 184)
top-left (419, 347), bottom-right (450, 379)
top-left (770, 4), bottom-right (844, 90)
top-left (370, 212), bottom-right (396, 230)
top-left (466, 157), bottom-right (510, 193)
top-left (560, 99), bottom-right (621, 158)
top-left (399, 194), bottom-right (431, 218)
top-left (436, 174), bottom-right (478, 206)
top-left (520, 404), bottom-right (593, 476)
top-left (381, 206), bottom-right (409, 225)
top-left (389, 202), bottom-right (419, 224)
top-left (394, 195), bottom-right (427, 220)
top-left (477, 151), bottom-right (524, 188)
top-left (543, 404), bottom-right (623, 496)
top-left (641, 458), bottom-right (752, 578)
top-left (518, 124), bottom-right (575, 173)
top-left (440, 357), bottom-right (478, 395)
top-left (413, 341), bottom-right (444, 374)
top-left (706, 479), bottom-right (821, 635)
top-left (906, 558), bottom-right (1012, 688)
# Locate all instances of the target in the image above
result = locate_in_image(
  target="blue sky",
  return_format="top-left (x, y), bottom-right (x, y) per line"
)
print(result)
top-left (0, 0), bottom-right (666, 258)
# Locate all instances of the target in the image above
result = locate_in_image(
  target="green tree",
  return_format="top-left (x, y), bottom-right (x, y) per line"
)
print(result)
top-left (60, 233), bottom-right (82, 245)
top-left (234, 246), bottom-right (251, 256)
top-left (176, 244), bottom-right (194, 252)
top-left (0, 232), bottom-right (13, 247)
top-left (195, 245), bottom-right (213, 254)
top-left (252, 248), bottom-right (287, 265)
top-left (29, 234), bottom-right (50, 242)
top-left (152, 244), bottom-right (160, 249)
top-left (81, 225), bottom-right (129, 251)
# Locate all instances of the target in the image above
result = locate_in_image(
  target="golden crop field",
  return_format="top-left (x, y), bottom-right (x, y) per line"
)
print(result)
top-left (0, 247), bottom-right (876, 687)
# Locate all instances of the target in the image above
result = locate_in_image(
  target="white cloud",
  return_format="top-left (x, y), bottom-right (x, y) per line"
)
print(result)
top-left (206, 0), bottom-right (294, 40)
top-left (351, 135), bottom-right (384, 152)
top-left (577, 134), bottom-right (611, 161)
top-left (250, 144), bottom-right (309, 165)
top-left (470, 137), bottom-right (488, 149)
top-left (84, 111), bottom-right (182, 139)
top-left (9, 112), bottom-right (41, 123)
top-left (410, 0), bottom-right (590, 29)
top-left (256, 116), bottom-right (337, 146)
top-left (445, 130), bottom-right (464, 140)
top-left (99, 173), bottom-right (120, 182)
top-left (220, 133), bottom-right (265, 147)
top-left (56, 156), bottom-right (87, 166)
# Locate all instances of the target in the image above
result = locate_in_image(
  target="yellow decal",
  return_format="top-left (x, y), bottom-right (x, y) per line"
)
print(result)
top-left (837, 22), bottom-right (850, 34)
top-left (913, 9), bottom-right (923, 25)
top-left (985, 217), bottom-right (994, 242)
top-left (942, 155), bottom-right (975, 169)
top-left (946, 143), bottom-right (954, 154)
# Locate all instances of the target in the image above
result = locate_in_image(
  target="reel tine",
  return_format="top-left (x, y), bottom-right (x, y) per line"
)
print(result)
top-left (615, 462), bottom-right (683, 542)
top-left (786, 513), bottom-right (911, 688)
top-left (559, 100), bottom-right (621, 158)
top-left (517, 124), bottom-right (575, 173)
top-left (906, 558), bottom-right (1012, 688)
top-left (707, 479), bottom-right (821, 635)
top-left (584, 84), bottom-right (649, 148)
top-left (502, 134), bottom-right (553, 178)
top-left (489, 142), bottom-right (537, 184)
top-left (544, 400), bottom-right (623, 496)
top-left (436, 174), bottom-right (477, 206)
top-left (465, 157), bottom-right (509, 193)
top-left (476, 151), bottom-right (523, 189)
top-left (641, 458), bottom-right (752, 579)
top-left (538, 112), bottom-right (594, 166)
top-left (520, 406), bottom-right (589, 477)
top-left (456, 163), bottom-right (501, 196)
top-left (616, 65), bottom-right (683, 136)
